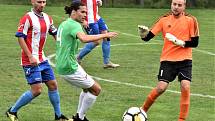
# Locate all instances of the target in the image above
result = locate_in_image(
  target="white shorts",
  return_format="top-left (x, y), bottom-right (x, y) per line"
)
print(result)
top-left (60, 64), bottom-right (95, 89)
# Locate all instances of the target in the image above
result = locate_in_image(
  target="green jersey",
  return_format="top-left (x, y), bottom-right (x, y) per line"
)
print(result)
top-left (55, 18), bottom-right (83, 75)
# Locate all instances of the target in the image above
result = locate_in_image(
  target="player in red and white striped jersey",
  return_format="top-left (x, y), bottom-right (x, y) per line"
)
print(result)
top-left (81, 0), bottom-right (101, 24)
top-left (16, 7), bottom-right (57, 66)
top-left (6, 0), bottom-right (71, 121)
top-left (77, 0), bottom-right (120, 68)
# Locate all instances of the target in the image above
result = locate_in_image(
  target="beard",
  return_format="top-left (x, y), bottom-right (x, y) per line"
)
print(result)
top-left (173, 12), bottom-right (180, 16)
top-left (172, 10), bottom-right (181, 16)
top-left (35, 6), bottom-right (44, 13)
top-left (38, 8), bottom-right (44, 12)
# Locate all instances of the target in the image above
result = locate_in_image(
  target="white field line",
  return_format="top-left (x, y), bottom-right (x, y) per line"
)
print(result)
top-left (192, 49), bottom-right (215, 56)
top-left (108, 42), bottom-right (161, 46)
top-left (52, 14), bottom-right (215, 56)
top-left (78, 42), bottom-right (160, 51)
top-left (92, 76), bottom-right (215, 99)
top-left (94, 42), bottom-right (161, 49)
top-left (47, 49), bottom-right (215, 99)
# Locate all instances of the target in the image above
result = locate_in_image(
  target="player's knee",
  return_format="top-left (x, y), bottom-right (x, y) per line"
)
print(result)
top-left (31, 83), bottom-right (43, 97)
top-left (95, 85), bottom-right (102, 96)
top-left (181, 84), bottom-right (190, 92)
top-left (46, 80), bottom-right (58, 91)
top-left (90, 85), bottom-right (102, 96)
top-left (32, 88), bottom-right (42, 97)
top-left (181, 80), bottom-right (190, 91)
top-left (156, 81), bottom-right (168, 94)
top-left (156, 87), bottom-right (166, 94)
top-left (48, 84), bottom-right (58, 91)
top-left (88, 81), bottom-right (102, 96)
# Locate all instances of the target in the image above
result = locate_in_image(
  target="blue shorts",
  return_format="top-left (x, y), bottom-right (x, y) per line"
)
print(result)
top-left (23, 60), bottom-right (56, 85)
top-left (88, 18), bottom-right (108, 35)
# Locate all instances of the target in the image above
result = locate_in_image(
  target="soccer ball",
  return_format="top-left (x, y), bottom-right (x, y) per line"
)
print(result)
top-left (122, 107), bottom-right (147, 121)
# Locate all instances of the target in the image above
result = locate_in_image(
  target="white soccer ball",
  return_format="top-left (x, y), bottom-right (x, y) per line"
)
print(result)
top-left (122, 107), bottom-right (148, 121)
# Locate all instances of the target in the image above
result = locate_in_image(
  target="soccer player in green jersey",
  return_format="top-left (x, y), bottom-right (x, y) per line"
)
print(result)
top-left (55, 2), bottom-right (118, 121)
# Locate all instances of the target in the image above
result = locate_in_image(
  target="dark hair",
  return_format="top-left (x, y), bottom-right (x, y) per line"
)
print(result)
top-left (72, 0), bottom-right (81, 3)
top-left (64, 2), bottom-right (85, 15)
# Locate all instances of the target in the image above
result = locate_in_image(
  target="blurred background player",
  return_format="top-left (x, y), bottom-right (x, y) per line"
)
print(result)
top-left (138, 0), bottom-right (199, 120)
top-left (55, 2), bottom-right (118, 121)
top-left (75, 0), bottom-right (120, 69)
top-left (6, 0), bottom-right (71, 121)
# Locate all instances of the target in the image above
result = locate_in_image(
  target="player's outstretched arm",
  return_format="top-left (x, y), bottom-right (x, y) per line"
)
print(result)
top-left (138, 25), bottom-right (149, 38)
top-left (138, 25), bottom-right (155, 42)
top-left (77, 32), bottom-right (118, 43)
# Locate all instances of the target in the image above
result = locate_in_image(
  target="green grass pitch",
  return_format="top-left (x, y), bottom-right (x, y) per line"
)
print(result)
top-left (0, 5), bottom-right (214, 121)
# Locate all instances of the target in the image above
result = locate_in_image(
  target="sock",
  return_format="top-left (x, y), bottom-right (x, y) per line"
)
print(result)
top-left (102, 39), bottom-right (110, 64)
top-left (178, 119), bottom-right (185, 121)
top-left (77, 91), bottom-right (87, 113)
top-left (179, 87), bottom-right (190, 120)
top-left (79, 92), bottom-right (97, 120)
top-left (48, 90), bottom-right (61, 117)
top-left (78, 42), bottom-right (97, 60)
top-left (10, 90), bottom-right (34, 112)
top-left (142, 88), bottom-right (160, 112)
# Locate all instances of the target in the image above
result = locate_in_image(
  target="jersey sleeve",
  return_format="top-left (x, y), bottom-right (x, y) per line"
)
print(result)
top-left (151, 18), bottom-right (163, 36)
top-left (15, 14), bottom-right (30, 39)
top-left (189, 16), bottom-right (199, 37)
top-left (70, 23), bottom-right (84, 38)
top-left (48, 16), bottom-right (57, 36)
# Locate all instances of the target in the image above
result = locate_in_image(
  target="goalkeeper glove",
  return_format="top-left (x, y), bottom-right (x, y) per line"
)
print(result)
top-left (138, 25), bottom-right (149, 38)
top-left (165, 33), bottom-right (185, 47)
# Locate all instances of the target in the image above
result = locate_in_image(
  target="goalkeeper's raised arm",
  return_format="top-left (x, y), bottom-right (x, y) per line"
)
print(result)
top-left (138, 25), bottom-right (155, 42)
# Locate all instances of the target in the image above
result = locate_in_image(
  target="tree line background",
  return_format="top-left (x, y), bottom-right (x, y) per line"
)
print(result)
top-left (0, 0), bottom-right (214, 8)
top-left (103, 0), bottom-right (215, 8)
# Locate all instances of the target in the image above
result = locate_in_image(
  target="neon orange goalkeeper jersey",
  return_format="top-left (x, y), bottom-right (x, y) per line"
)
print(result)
top-left (151, 12), bottom-right (199, 62)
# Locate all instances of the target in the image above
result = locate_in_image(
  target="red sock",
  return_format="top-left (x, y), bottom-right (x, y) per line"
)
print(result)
top-left (142, 88), bottom-right (160, 112)
top-left (179, 87), bottom-right (190, 121)
top-left (178, 119), bottom-right (185, 121)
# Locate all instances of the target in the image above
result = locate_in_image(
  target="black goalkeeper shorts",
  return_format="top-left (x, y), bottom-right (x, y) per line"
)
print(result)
top-left (157, 60), bottom-right (192, 83)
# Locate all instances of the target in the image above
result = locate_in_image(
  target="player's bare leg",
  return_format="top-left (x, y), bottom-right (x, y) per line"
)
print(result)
top-left (142, 81), bottom-right (168, 112)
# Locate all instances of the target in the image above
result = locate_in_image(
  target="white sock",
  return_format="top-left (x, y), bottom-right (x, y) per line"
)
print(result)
top-left (79, 92), bottom-right (97, 120)
top-left (77, 91), bottom-right (86, 113)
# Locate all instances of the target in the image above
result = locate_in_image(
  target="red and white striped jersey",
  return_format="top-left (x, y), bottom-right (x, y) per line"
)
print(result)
top-left (16, 10), bottom-right (57, 66)
top-left (81, 0), bottom-right (101, 24)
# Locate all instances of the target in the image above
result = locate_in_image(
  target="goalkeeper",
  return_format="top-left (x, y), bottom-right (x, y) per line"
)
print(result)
top-left (138, 0), bottom-right (199, 121)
